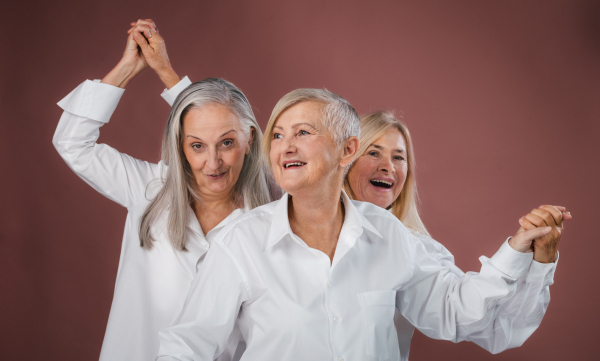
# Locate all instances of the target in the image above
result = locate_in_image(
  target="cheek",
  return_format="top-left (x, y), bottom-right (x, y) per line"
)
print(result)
top-left (183, 148), bottom-right (201, 171)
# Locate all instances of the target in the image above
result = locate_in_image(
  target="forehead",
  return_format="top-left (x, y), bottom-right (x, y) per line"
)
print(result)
top-left (183, 104), bottom-right (241, 134)
top-left (370, 127), bottom-right (407, 151)
top-left (274, 101), bottom-right (324, 128)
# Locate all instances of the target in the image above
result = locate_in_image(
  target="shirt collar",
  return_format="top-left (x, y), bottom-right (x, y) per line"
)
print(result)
top-left (265, 189), bottom-right (382, 250)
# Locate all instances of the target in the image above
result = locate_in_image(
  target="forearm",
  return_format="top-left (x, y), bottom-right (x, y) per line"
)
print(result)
top-left (102, 60), bottom-right (141, 88)
top-left (400, 239), bottom-right (537, 344)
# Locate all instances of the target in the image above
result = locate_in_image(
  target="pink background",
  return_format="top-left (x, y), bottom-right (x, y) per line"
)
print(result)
top-left (1, 0), bottom-right (599, 360)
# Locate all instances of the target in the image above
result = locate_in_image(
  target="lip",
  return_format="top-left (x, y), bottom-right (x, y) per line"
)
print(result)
top-left (205, 170), bottom-right (228, 180)
top-left (369, 177), bottom-right (395, 192)
top-left (282, 160), bottom-right (307, 170)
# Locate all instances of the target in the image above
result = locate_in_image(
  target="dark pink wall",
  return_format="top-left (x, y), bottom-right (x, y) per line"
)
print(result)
top-left (1, 0), bottom-right (598, 360)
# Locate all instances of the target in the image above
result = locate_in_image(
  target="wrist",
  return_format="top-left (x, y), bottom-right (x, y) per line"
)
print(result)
top-left (102, 61), bottom-right (137, 88)
top-left (156, 66), bottom-right (180, 89)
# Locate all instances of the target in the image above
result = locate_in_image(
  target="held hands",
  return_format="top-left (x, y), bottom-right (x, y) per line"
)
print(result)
top-left (102, 19), bottom-right (180, 89)
top-left (509, 205), bottom-right (572, 263)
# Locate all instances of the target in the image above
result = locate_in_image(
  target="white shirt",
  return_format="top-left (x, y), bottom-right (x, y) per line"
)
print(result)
top-left (54, 79), bottom-right (246, 361)
top-left (157, 192), bottom-right (556, 361)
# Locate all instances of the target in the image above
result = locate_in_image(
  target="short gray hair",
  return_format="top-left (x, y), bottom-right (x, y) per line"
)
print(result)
top-left (262, 88), bottom-right (361, 163)
top-left (139, 78), bottom-right (273, 251)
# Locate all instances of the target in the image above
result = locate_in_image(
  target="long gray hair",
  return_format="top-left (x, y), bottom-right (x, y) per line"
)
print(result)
top-left (139, 78), bottom-right (274, 251)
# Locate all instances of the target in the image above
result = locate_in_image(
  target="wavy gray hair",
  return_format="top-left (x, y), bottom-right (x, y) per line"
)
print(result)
top-left (139, 78), bottom-right (273, 251)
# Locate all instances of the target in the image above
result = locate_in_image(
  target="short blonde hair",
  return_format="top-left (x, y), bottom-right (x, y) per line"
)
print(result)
top-left (343, 111), bottom-right (429, 236)
top-left (262, 88), bottom-right (360, 166)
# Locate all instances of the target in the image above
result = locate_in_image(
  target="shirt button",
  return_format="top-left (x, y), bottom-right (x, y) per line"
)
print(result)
top-left (338, 358), bottom-right (344, 361)
top-left (333, 317), bottom-right (339, 323)
top-left (327, 281), bottom-right (332, 287)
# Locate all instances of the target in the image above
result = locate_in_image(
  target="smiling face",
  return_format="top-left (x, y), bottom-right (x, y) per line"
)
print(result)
top-left (346, 127), bottom-right (408, 209)
top-left (182, 104), bottom-right (252, 201)
top-left (269, 101), bottom-right (345, 197)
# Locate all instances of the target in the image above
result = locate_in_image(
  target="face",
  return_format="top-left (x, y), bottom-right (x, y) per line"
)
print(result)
top-left (182, 104), bottom-right (253, 201)
top-left (346, 128), bottom-right (408, 209)
top-left (269, 101), bottom-right (347, 196)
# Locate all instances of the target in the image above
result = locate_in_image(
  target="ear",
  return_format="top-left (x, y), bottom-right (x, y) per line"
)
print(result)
top-left (245, 127), bottom-right (256, 155)
top-left (339, 136), bottom-right (359, 168)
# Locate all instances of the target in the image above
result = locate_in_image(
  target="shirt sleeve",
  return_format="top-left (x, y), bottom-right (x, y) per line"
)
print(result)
top-left (53, 80), bottom-right (162, 208)
top-left (397, 235), bottom-right (557, 354)
top-left (157, 241), bottom-right (250, 361)
top-left (160, 76), bottom-right (192, 106)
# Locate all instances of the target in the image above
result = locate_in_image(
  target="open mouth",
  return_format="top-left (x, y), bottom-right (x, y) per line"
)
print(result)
top-left (370, 179), bottom-right (393, 189)
top-left (206, 170), bottom-right (227, 179)
top-left (284, 162), bottom-right (307, 169)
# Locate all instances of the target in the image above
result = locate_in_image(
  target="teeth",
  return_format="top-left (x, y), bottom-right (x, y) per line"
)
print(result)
top-left (372, 179), bottom-right (392, 186)
top-left (285, 162), bottom-right (305, 168)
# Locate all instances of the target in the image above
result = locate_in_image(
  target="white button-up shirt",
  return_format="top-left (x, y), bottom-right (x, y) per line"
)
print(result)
top-left (157, 192), bottom-right (556, 361)
top-left (54, 79), bottom-right (246, 361)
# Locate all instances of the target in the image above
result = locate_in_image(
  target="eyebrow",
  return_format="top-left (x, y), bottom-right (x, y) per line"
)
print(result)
top-left (273, 123), bottom-right (317, 130)
top-left (370, 144), bottom-right (405, 153)
top-left (186, 129), bottom-right (237, 141)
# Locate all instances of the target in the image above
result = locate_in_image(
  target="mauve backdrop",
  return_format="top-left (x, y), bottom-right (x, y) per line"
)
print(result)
top-left (1, 0), bottom-right (598, 360)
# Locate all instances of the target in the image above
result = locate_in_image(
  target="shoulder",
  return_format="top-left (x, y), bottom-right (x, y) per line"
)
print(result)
top-left (213, 200), bottom-right (279, 249)
top-left (351, 199), bottom-right (408, 236)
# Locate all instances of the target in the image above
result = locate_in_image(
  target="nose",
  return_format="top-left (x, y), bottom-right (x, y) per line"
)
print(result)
top-left (283, 136), bottom-right (297, 154)
top-left (377, 156), bottom-right (394, 174)
top-left (206, 148), bottom-right (222, 170)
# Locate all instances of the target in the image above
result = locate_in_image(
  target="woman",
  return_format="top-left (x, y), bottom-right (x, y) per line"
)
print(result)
top-left (343, 111), bottom-right (570, 359)
top-left (157, 88), bottom-right (563, 360)
top-left (53, 23), bottom-right (272, 361)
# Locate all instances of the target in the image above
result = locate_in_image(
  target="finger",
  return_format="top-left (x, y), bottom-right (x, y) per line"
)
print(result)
top-left (543, 205), bottom-right (566, 212)
top-left (515, 227), bottom-right (552, 244)
top-left (132, 31), bottom-right (151, 53)
top-left (135, 19), bottom-right (158, 33)
top-left (132, 24), bottom-right (153, 38)
top-left (538, 205), bottom-right (563, 227)
top-left (519, 217), bottom-right (537, 231)
top-left (532, 208), bottom-right (558, 228)
top-left (562, 211), bottom-right (572, 221)
top-left (523, 213), bottom-right (547, 227)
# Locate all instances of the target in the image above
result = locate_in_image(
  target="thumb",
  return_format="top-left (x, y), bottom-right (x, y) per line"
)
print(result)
top-left (515, 226), bottom-right (552, 243)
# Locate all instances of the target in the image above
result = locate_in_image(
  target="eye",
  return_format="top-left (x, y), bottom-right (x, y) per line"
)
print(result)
top-left (367, 150), bottom-right (379, 157)
top-left (272, 133), bottom-right (283, 139)
top-left (394, 156), bottom-right (405, 162)
top-left (299, 129), bottom-right (310, 136)
top-left (222, 139), bottom-right (234, 147)
top-left (191, 143), bottom-right (204, 150)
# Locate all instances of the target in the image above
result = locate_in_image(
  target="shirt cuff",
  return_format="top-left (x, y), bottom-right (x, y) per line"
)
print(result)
top-left (161, 76), bottom-right (192, 106)
top-left (526, 251), bottom-right (558, 285)
top-left (489, 237), bottom-right (533, 279)
top-left (57, 79), bottom-right (124, 123)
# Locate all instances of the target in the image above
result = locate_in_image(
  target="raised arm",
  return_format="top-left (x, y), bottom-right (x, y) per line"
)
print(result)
top-left (126, 19), bottom-right (192, 106)
top-left (53, 23), bottom-right (168, 208)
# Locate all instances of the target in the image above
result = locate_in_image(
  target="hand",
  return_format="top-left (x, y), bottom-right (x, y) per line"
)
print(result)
top-left (101, 21), bottom-right (151, 88)
top-left (509, 205), bottom-right (571, 263)
top-left (127, 19), bottom-right (180, 89)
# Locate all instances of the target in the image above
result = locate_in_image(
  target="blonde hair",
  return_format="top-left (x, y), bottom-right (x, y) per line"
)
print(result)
top-left (139, 78), bottom-right (273, 251)
top-left (261, 88), bottom-right (360, 166)
top-left (343, 111), bottom-right (429, 236)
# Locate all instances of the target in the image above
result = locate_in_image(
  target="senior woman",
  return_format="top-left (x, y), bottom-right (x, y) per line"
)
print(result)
top-left (157, 89), bottom-right (561, 361)
top-left (53, 25), bottom-right (273, 361)
top-left (343, 111), bottom-right (569, 359)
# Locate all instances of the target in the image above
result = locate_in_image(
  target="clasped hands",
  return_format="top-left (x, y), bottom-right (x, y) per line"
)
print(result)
top-left (102, 19), bottom-right (179, 89)
top-left (509, 205), bottom-right (571, 263)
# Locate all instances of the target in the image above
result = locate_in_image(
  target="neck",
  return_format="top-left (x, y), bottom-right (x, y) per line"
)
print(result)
top-left (288, 180), bottom-right (345, 263)
top-left (193, 190), bottom-right (240, 234)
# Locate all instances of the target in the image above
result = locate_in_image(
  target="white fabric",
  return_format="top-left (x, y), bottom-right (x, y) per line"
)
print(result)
top-left (54, 80), bottom-right (246, 361)
top-left (161, 76), bottom-right (192, 106)
top-left (157, 192), bottom-right (556, 361)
